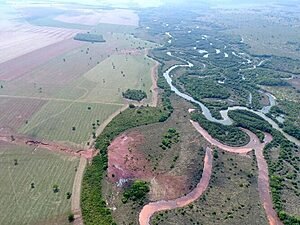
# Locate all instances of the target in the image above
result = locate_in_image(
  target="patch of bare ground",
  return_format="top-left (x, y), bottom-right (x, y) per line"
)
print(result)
top-left (151, 150), bottom-right (269, 225)
top-left (0, 39), bottom-right (85, 81)
top-left (287, 76), bottom-right (300, 90)
top-left (103, 96), bottom-right (207, 225)
top-left (0, 24), bottom-right (80, 64)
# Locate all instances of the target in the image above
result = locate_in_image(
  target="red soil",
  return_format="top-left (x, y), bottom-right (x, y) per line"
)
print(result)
top-left (108, 132), bottom-right (153, 183)
top-left (190, 120), bottom-right (260, 154)
top-left (107, 131), bottom-right (191, 200)
top-left (190, 120), bottom-right (282, 225)
top-left (139, 148), bottom-right (213, 225)
top-left (0, 39), bottom-right (85, 81)
top-left (138, 119), bottom-right (282, 225)
top-left (0, 133), bottom-right (96, 160)
top-left (149, 174), bottom-right (189, 201)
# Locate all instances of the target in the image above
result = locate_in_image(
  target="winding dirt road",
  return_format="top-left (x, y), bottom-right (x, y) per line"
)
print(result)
top-left (190, 120), bottom-right (282, 225)
top-left (138, 119), bottom-right (282, 225)
top-left (139, 147), bottom-right (213, 225)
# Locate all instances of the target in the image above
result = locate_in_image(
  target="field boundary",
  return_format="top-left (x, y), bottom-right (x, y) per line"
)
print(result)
top-left (72, 156), bottom-right (87, 225)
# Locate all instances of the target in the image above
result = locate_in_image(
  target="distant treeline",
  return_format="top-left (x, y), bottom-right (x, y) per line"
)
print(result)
top-left (74, 33), bottom-right (105, 43)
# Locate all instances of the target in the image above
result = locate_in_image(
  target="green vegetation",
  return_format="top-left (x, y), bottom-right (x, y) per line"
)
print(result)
top-left (81, 105), bottom-right (172, 225)
top-left (228, 110), bottom-right (272, 141)
top-left (160, 128), bottom-right (180, 149)
top-left (122, 180), bottom-right (150, 204)
top-left (191, 112), bottom-right (250, 147)
top-left (74, 33), bottom-right (105, 43)
top-left (178, 77), bottom-right (230, 100)
top-left (20, 101), bottom-right (121, 145)
top-left (83, 54), bottom-right (154, 104)
top-left (122, 89), bottom-right (147, 101)
top-left (151, 150), bottom-right (268, 225)
top-left (0, 144), bottom-right (78, 225)
top-left (226, 110), bottom-right (300, 224)
top-left (270, 101), bottom-right (300, 140)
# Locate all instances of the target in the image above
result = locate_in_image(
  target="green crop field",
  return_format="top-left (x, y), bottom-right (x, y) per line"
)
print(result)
top-left (0, 143), bottom-right (79, 225)
top-left (19, 101), bottom-right (122, 146)
top-left (83, 54), bottom-right (155, 104)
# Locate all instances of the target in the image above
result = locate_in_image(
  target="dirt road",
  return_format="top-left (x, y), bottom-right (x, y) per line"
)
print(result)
top-left (138, 120), bottom-right (282, 225)
top-left (139, 147), bottom-right (213, 225)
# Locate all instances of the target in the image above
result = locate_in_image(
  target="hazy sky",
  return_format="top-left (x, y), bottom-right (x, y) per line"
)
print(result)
top-left (5, 0), bottom-right (297, 8)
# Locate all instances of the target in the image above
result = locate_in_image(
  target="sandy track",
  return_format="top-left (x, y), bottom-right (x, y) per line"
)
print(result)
top-left (87, 104), bottom-right (128, 149)
top-left (139, 147), bottom-right (213, 225)
top-left (150, 61), bottom-right (159, 107)
top-left (138, 119), bottom-right (282, 225)
top-left (190, 120), bottom-right (259, 154)
top-left (190, 120), bottom-right (282, 225)
top-left (72, 157), bottom-right (87, 225)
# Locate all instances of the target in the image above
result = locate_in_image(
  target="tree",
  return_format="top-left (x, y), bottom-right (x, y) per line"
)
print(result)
top-left (14, 159), bottom-right (18, 166)
top-left (66, 192), bottom-right (72, 199)
top-left (31, 182), bottom-right (35, 189)
top-left (53, 184), bottom-right (59, 193)
top-left (68, 213), bottom-right (75, 222)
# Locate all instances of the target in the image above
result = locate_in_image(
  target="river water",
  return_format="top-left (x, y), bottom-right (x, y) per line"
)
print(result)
top-left (163, 52), bottom-right (300, 146)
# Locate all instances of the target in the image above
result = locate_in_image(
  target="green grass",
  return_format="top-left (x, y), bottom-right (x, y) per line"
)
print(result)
top-left (83, 54), bottom-right (155, 104)
top-left (0, 144), bottom-right (79, 225)
top-left (19, 101), bottom-right (122, 145)
top-left (151, 150), bottom-right (268, 225)
top-left (191, 112), bottom-right (250, 147)
top-left (81, 105), bottom-right (171, 225)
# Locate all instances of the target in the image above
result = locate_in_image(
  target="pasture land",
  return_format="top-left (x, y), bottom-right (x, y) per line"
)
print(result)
top-left (0, 39), bottom-right (85, 81)
top-left (0, 97), bottom-right (46, 133)
top-left (0, 142), bottom-right (79, 225)
top-left (83, 54), bottom-right (155, 104)
top-left (0, 33), bottom-right (157, 99)
top-left (19, 101), bottom-right (122, 146)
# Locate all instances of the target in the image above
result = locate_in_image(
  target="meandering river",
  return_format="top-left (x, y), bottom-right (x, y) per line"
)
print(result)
top-left (138, 52), bottom-right (297, 225)
top-left (163, 52), bottom-right (300, 146)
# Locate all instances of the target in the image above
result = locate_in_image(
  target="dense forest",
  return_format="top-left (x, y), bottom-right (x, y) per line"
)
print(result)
top-left (74, 33), bottom-right (105, 43)
top-left (122, 89), bottom-right (147, 101)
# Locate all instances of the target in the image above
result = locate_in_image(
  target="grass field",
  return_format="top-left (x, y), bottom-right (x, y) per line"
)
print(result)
top-left (0, 97), bottom-right (46, 132)
top-left (83, 54), bottom-right (155, 104)
top-left (0, 22), bottom-right (158, 146)
top-left (19, 101), bottom-right (122, 145)
top-left (0, 142), bottom-right (79, 225)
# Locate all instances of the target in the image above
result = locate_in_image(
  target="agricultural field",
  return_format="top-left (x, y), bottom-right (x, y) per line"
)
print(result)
top-left (19, 101), bottom-right (122, 146)
top-left (83, 54), bottom-right (155, 104)
top-left (0, 142), bottom-right (79, 225)
top-left (0, 5), bottom-right (157, 146)
top-left (0, 2), bottom-right (161, 224)
top-left (1, 1), bottom-right (300, 225)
